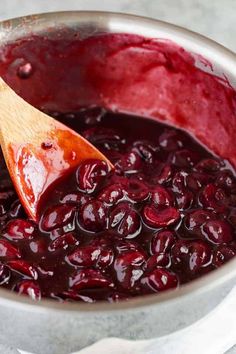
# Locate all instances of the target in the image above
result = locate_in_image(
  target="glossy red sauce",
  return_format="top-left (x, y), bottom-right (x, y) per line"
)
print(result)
top-left (0, 33), bottom-right (235, 302)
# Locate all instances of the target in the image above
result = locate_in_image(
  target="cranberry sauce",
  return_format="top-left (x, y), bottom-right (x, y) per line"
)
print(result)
top-left (1, 108), bottom-right (236, 303)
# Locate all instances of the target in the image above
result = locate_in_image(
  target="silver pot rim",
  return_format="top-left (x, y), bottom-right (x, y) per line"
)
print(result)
top-left (0, 10), bottom-right (236, 314)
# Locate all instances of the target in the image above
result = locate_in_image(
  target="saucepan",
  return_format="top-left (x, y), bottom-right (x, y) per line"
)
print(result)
top-left (0, 11), bottom-right (235, 354)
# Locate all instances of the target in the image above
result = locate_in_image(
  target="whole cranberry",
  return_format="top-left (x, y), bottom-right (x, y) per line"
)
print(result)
top-left (202, 220), bottom-right (233, 244)
top-left (76, 159), bottom-right (110, 193)
top-left (115, 151), bottom-right (142, 174)
top-left (172, 171), bottom-right (188, 193)
top-left (150, 230), bottom-right (176, 255)
top-left (115, 240), bottom-right (143, 254)
top-left (60, 191), bottom-right (83, 204)
top-left (79, 200), bottom-right (107, 232)
top-left (114, 250), bottom-right (146, 290)
top-left (109, 202), bottom-right (141, 238)
top-left (126, 178), bottom-right (150, 203)
top-left (186, 172), bottom-right (212, 191)
top-left (184, 210), bottom-right (215, 235)
top-left (212, 245), bottom-right (236, 267)
top-left (143, 204), bottom-right (180, 228)
top-left (199, 183), bottom-right (228, 212)
top-left (141, 269), bottom-right (178, 292)
top-left (132, 140), bottom-right (157, 163)
top-left (49, 232), bottom-right (78, 251)
top-left (176, 190), bottom-right (194, 210)
top-left (171, 240), bottom-right (211, 274)
top-left (98, 184), bottom-right (124, 206)
top-left (216, 170), bottom-right (236, 190)
top-left (41, 204), bottom-right (76, 231)
top-left (3, 219), bottom-right (36, 240)
top-left (68, 245), bottom-right (102, 267)
top-left (15, 280), bottom-right (41, 300)
top-left (145, 253), bottom-right (170, 270)
top-left (195, 158), bottom-right (222, 173)
top-left (151, 185), bottom-right (173, 207)
top-left (70, 269), bottom-right (114, 290)
top-left (152, 164), bottom-right (172, 185)
top-left (169, 149), bottom-right (200, 168)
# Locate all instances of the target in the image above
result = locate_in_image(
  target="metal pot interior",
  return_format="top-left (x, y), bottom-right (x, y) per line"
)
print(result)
top-left (0, 11), bottom-right (235, 311)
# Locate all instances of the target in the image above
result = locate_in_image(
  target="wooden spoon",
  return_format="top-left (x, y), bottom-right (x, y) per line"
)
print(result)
top-left (0, 78), bottom-right (113, 221)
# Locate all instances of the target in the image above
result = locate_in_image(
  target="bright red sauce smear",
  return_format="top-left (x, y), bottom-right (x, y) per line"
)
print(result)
top-left (0, 33), bottom-right (236, 302)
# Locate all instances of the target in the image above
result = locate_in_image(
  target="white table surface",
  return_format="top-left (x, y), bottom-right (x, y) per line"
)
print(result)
top-left (0, 1), bottom-right (235, 353)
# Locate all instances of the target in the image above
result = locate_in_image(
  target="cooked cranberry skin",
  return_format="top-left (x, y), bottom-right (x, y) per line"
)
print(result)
top-left (70, 269), bottom-right (114, 290)
top-left (171, 240), bottom-right (211, 274)
top-left (216, 170), bottom-right (236, 190)
top-left (115, 151), bottom-right (142, 174)
top-left (143, 204), bottom-right (180, 228)
top-left (15, 280), bottom-right (41, 300)
top-left (126, 178), bottom-right (150, 203)
top-left (195, 159), bottom-right (222, 173)
top-left (176, 190), bottom-right (194, 210)
top-left (30, 239), bottom-right (47, 254)
top-left (212, 245), bottom-right (236, 267)
top-left (60, 192), bottom-right (83, 204)
top-left (202, 220), bottom-right (233, 244)
top-left (145, 253), bottom-right (170, 270)
top-left (150, 230), bottom-right (176, 255)
top-left (0, 240), bottom-right (21, 259)
top-left (199, 183), bottom-right (228, 212)
top-left (76, 159), bottom-right (110, 193)
top-left (132, 141), bottom-right (157, 163)
top-left (0, 264), bottom-right (11, 284)
top-left (41, 204), bottom-right (76, 231)
top-left (153, 164), bottom-right (172, 185)
top-left (170, 149), bottom-right (200, 168)
top-left (68, 246), bottom-right (95, 266)
top-left (8, 260), bottom-right (38, 279)
top-left (79, 200), bottom-right (107, 232)
top-left (151, 186), bottom-right (173, 207)
top-left (49, 233), bottom-right (78, 251)
top-left (114, 250), bottom-right (146, 290)
top-left (98, 184), bottom-right (124, 206)
top-left (115, 240), bottom-right (143, 254)
top-left (142, 269), bottom-right (178, 292)
top-left (109, 202), bottom-right (141, 238)
top-left (186, 172), bottom-right (212, 191)
top-left (184, 210), bottom-right (215, 236)
top-left (3, 219), bottom-right (36, 240)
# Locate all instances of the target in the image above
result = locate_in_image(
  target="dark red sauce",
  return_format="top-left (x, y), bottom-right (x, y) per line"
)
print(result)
top-left (0, 32), bottom-right (236, 302)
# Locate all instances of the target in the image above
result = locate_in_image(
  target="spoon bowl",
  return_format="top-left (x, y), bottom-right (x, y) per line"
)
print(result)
top-left (0, 77), bottom-right (112, 220)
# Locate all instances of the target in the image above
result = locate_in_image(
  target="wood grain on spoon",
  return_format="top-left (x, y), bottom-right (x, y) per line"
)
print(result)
top-left (0, 78), bottom-right (113, 221)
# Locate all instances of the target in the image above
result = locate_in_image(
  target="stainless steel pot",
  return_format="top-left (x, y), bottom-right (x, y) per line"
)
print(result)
top-left (0, 11), bottom-right (236, 354)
